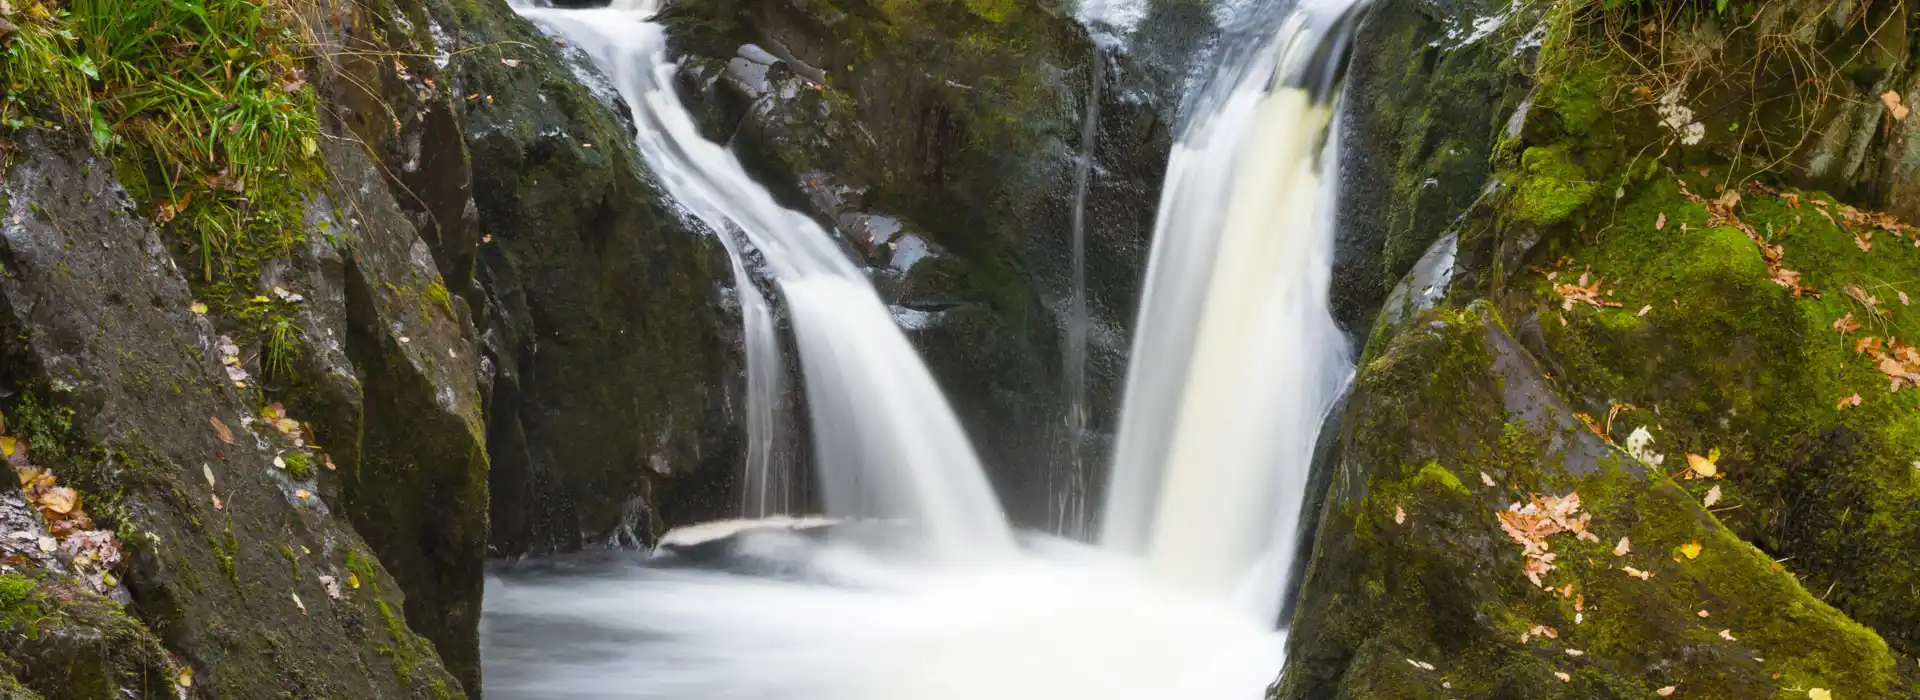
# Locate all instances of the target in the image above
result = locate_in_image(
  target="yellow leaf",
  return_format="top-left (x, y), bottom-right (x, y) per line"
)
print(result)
top-left (177, 667), bottom-right (193, 688)
top-left (1657, 687), bottom-right (1676, 697)
top-left (296, 489), bottom-right (312, 499)
top-left (0, 436), bottom-right (16, 458)
top-left (37, 486), bottom-right (77, 515)
top-left (1810, 689), bottom-right (1832, 700)
top-left (1686, 453), bottom-right (1718, 478)
top-left (1680, 542), bottom-right (1702, 560)
top-left (274, 418), bottom-right (299, 434)
top-left (348, 573), bottom-right (361, 589)
top-left (189, 301), bottom-right (208, 315)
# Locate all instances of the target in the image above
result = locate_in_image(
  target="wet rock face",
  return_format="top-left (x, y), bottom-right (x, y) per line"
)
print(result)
top-left (663, 0), bottom-right (1178, 527)
top-left (345, 0), bottom-right (745, 560)
top-left (1331, 0), bottom-right (1535, 339)
top-left (0, 132), bottom-right (461, 698)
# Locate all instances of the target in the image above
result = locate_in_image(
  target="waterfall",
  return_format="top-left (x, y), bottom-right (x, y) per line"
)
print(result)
top-left (514, 5), bottom-right (1013, 559)
top-left (1054, 43), bottom-right (1105, 540)
top-left (1100, 0), bottom-right (1362, 621)
top-left (484, 0), bottom-right (1371, 696)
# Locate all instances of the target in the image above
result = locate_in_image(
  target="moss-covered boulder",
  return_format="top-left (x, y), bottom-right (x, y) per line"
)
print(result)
top-left (1282, 304), bottom-right (1909, 698)
top-left (1293, 0), bottom-right (1920, 691)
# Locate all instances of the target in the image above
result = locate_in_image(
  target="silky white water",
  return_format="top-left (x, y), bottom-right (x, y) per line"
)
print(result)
top-left (485, 0), bottom-right (1364, 696)
top-left (517, 1), bottom-right (1012, 558)
top-left (1101, 2), bottom-right (1356, 622)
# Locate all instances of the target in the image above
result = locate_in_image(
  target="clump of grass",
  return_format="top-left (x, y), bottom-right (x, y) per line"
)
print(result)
top-left (0, 0), bottom-right (323, 309)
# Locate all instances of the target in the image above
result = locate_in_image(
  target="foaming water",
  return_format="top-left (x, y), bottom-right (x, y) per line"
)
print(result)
top-left (484, 531), bottom-right (1287, 700)
top-left (515, 5), bottom-right (1011, 558)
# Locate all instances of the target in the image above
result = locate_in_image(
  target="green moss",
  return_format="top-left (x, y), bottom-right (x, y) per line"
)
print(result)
top-left (1508, 145), bottom-right (1596, 227)
top-left (960, 0), bottom-right (1016, 23)
top-left (282, 450), bottom-right (314, 480)
top-left (1412, 461), bottom-right (1470, 497)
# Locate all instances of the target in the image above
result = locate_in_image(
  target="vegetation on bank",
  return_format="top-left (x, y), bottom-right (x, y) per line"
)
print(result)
top-left (1, 0), bottom-right (323, 379)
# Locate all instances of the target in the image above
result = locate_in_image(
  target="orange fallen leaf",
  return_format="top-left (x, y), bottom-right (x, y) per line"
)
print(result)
top-left (1833, 313), bottom-right (1861, 335)
top-left (1884, 90), bottom-right (1910, 120)
top-left (210, 416), bottom-right (234, 445)
top-left (1838, 393), bottom-right (1862, 408)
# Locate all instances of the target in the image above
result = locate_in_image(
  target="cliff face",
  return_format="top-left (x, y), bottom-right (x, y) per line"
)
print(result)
top-left (1288, 0), bottom-right (1920, 696)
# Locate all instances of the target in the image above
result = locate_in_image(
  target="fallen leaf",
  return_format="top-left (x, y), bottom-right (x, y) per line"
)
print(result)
top-left (1809, 689), bottom-right (1832, 700)
top-left (1481, 471), bottom-right (1496, 487)
top-left (1686, 453), bottom-right (1718, 478)
top-left (1405, 658), bottom-right (1436, 671)
top-left (1554, 671), bottom-right (1571, 682)
top-left (320, 575), bottom-right (342, 600)
top-left (500, 57), bottom-right (521, 68)
top-left (36, 536), bottom-right (54, 552)
top-left (1394, 505), bottom-right (1406, 525)
top-left (1566, 649), bottom-right (1585, 657)
top-left (1884, 90), bottom-right (1910, 120)
top-left (1903, 291), bottom-right (1912, 306)
top-left (1719, 629), bottom-right (1737, 641)
top-left (291, 592), bottom-right (306, 615)
top-left (1833, 313), bottom-right (1861, 335)
top-left (1839, 393), bottom-right (1863, 409)
top-left (1624, 566), bottom-right (1654, 580)
top-left (37, 486), bottom-right (77, 515)
top-left (1698, 609), bottom-right (1710, 618)
top-left (1638, 305), bottom-right (1653, 317)
top-left (0, 436), bottom-right (16, 459)
top-left (1656, 212), bottom-right (1668, 230)
top-left (349, 573), bottom-right (361, 590)
top-left (177, 667), bottom-right (193, 688)
top-left (1657, 687), bottom-right (1676, 697)
top-left (190, 301), bottom-right (208, 315)
top-left (1614, 537), bottom-right (1632, 557)
top-left (1680, 542), bottom-right (1702, 559)
top-left (210, 416), bottom-right (234, 445)
top-left (296, 489), bottom-right (312, 500)
top-left (1704, 485), bottom-right (1722, 507)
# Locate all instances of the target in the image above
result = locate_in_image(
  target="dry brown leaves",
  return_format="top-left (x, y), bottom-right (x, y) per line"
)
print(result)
top-left (1554, 270), bottom-right (1625, 312)
top-left (4, 423), bottom-right (124, 595)
top-left (1681, 181), bottom-right (1820, 298)
top-left (1853, 335), bottom-right (1920, 391)
top-left (1498, 493), bottom-right (1601, 587)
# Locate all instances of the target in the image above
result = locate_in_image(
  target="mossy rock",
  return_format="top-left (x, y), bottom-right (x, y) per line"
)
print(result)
top-left (1283, 304), bottom-right (1908, 698)
top-left (0, 571), bottom-right (173, 700)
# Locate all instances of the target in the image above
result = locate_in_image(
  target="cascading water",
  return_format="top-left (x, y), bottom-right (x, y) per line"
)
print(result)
top-left (1101, 0), bottom-right (1359, 622)
top-left (483, 0), bottom-right (1366, 696)
top-left (515, 0), bottom-right (1012, 558)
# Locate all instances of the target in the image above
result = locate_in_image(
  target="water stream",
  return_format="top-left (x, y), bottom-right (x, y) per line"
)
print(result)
top-left (484, 0), bottom-right (1366, 696)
